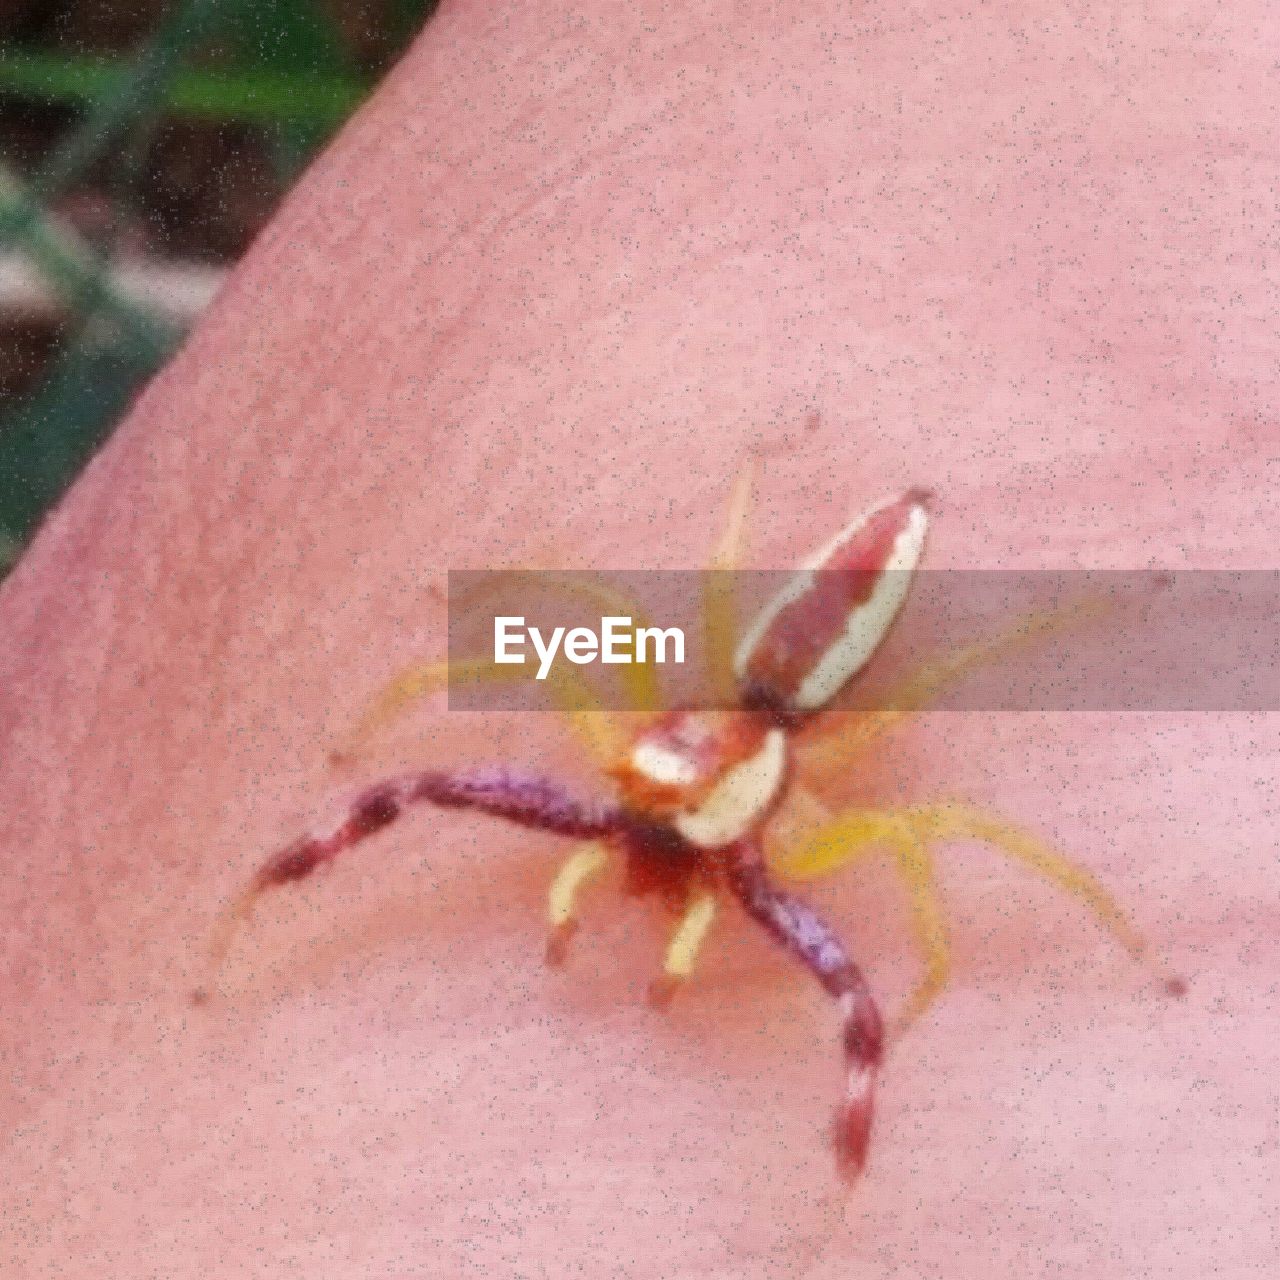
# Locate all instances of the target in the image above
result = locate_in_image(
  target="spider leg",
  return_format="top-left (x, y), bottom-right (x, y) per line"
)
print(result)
top-left (335, 655), bottom-right (502, 763)
top-left (771, 800), bottom-right (907, 881)
top-left (335, 571), bottom-right (670, 767)
top-left (334, 653), bottom-right (623, 766)
top-left (206, 768), bottom-right (622, 980)
top-left (704, 456), bottom-right (758, 704)
top-left (545, 842), bottom-right (610, 966)
top-left (543, 661), bottom-right (632, 762)
top-left (891, 832), bottom-right (951, 1035)
top-left (776, 797), bottom-right (1182, 1002)
top-left (647, 889), bottom-right (718, 1008)
top-left (795, 597), bottom-right (1107, 790)
top-left (532, 572), bottom-right (664, 715)
top-left (726, 848), bottom-right (885, 1184)
top-left (770, 800), bottom-right (952, 1035)
top-left (907, 803), bottom-right (1182, 987)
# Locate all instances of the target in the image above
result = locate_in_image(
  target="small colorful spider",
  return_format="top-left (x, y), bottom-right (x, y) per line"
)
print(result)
top-left (205, 467), bottom-right (1175, 1182)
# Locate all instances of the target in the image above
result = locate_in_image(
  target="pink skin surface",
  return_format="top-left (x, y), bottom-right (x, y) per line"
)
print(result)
top-left (1, 2), bottom-right (1277, 1275)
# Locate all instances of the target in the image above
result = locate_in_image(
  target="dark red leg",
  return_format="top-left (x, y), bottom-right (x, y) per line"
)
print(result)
top-left (726, 851), bottom-right (885, 1182)
top-left (249, 767), bottom-right (622, 893)
top-left (193, 769), bottom-right (624, 998)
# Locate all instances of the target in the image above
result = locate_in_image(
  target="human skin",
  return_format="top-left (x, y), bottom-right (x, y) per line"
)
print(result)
top-left (1, 1), bottom-right (1277, 1275)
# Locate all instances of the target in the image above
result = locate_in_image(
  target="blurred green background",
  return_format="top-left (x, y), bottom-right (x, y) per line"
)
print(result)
top-left (0, 0), bottom-right (439, 575)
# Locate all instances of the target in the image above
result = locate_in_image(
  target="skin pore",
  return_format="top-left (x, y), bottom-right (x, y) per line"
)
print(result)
top-left (1, 2), bottom-right (1276, 1275)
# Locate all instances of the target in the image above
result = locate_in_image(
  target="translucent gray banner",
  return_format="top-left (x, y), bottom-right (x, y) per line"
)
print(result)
top-left (445, 570), bottom-right (1280, 712)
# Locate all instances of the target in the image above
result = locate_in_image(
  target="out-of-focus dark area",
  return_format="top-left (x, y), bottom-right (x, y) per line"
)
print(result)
top-left (0, 0), bottom-right (439, 574)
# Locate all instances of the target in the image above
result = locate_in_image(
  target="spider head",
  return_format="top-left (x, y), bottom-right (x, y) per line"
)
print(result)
top-left (608, 707), bottom-right (789, 849)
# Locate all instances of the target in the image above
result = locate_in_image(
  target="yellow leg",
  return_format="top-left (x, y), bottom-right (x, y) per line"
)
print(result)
top-left (704, 456), bottom-right (758, 704)
top-left (335, 649), bottom-right (624, 767)
top-left (445, 569), bottom-right (666, 716)
top-left (545, 843), bottom-right (609, 965)
top-left (772, 799), bottom-right (909, 881)
top-left (775, 802), bottom-right (953, 1030)
top-left (908, 803), bottom-right (1149, 959)
top-left (764, 783), bottom-right (838, 870)
top-left (649, 890), bottom-right (718, 1007)
top-left (332, 656), bottom-right (495, 763)
top-left (535, 573), bottom-right (664, 716)
top-left (891, 831), bottom-right (951, 1034)
top-left (795, 597), bottom-right (1109, 790)
top-left (335, 569), bottom-right (669, 768)
top-left (770, 795), bottom-right (1175, 1033)
top-left (543, 663), bottom-right (629, 763)
top-left (340, 454), bottom-right (759, 761)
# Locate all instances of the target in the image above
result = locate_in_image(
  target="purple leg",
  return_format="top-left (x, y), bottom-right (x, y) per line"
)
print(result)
top-left (726, 851), bottom-right (885, 1183)
top-left (193, 769), bottom-right (623, 1003)
top-left (250, 766), bottom-right (622, 894)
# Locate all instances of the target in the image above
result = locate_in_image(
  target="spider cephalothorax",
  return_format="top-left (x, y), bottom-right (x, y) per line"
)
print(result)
top-left (204, 474), bottom-right (1171, 1183)
top-left (609, 708), bottom-right (789, 843)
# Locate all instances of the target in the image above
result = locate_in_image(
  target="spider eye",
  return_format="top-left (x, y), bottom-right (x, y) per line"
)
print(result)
top-left (733, 489), bottom-right (929, 716)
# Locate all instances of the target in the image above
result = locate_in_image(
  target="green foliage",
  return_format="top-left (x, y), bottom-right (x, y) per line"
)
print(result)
top-left (0, 50), bottom-right (365, 128)
top-left (0, 0), bottom-right (435, 576)
top-left (0, 314), bottom-right (175, 572)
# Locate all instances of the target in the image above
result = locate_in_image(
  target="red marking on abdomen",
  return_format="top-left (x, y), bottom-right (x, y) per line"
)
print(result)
top-left (741, 490), bottom-right (927, 707)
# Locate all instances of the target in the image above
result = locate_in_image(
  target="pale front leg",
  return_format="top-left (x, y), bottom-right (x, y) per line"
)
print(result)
top-left (545, 842), bottom-right (610, 966)
top-left (648, 890), bottom-right (718, 1008)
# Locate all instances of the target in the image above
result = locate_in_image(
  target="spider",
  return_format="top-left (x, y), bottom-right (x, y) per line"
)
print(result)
top-left (202, 466), bottom-right (1176, 1183)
